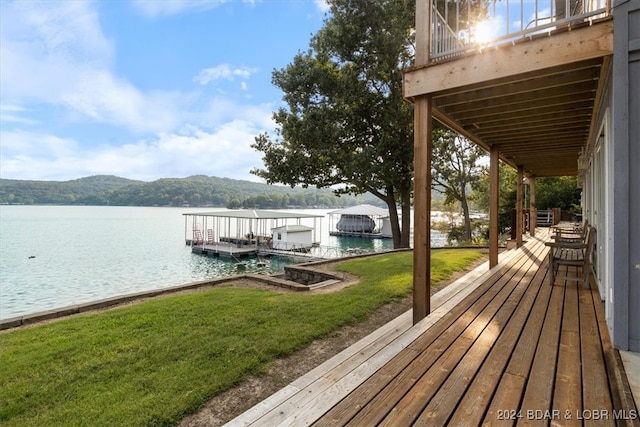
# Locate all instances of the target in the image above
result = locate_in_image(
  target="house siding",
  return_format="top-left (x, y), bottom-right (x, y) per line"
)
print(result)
top-left (612, 0), bottom-right (640, 351)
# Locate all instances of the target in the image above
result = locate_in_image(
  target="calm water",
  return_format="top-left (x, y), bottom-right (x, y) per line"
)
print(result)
top-left (0, 206), bottom-right (402, 320)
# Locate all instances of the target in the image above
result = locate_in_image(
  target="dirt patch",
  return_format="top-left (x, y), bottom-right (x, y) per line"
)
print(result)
top-left (179, 254), bottom-right (487, 427)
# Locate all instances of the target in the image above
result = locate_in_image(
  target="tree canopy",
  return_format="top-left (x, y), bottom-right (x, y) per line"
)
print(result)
top-left (251, 0), bottom-right (415, 248)
top-left (432, 125), bottom-right (487, 241)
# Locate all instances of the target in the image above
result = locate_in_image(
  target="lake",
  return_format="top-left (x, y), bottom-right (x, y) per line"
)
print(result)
top-left (0, 206), bottom-right (448, 320)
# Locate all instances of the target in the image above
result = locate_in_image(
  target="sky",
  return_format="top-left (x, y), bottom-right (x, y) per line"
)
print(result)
top-left (0, 0), bottom-right (329, 182)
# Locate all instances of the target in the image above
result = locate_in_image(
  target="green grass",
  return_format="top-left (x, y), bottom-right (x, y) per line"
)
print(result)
top-left (0, 249), bottom-right (483, 426)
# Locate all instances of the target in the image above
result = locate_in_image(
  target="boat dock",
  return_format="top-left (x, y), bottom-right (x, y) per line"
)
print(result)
top-left (183, 209), bottom-right (324, 259)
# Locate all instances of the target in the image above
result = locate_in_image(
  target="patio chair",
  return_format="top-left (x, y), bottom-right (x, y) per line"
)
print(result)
top-left (546, 224), bottom-right (596, 288)
top-left (551, 220), bottom-right (588, 243)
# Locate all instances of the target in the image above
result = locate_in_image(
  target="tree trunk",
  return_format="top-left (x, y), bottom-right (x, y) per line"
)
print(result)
top-left (400, 187), bottom-right (412, 248)
top-left (384, 187), bottom-right (402, 249)
top-left (460, 187), bottom-right (472, 242)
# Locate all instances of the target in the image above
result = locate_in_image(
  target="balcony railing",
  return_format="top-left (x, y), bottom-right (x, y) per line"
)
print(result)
top-left (430, 0), bottom-right (610, 62)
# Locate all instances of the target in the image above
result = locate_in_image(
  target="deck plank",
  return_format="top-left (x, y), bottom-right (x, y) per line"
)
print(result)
top-left (580, 279), bottom-right (614, 427)
top-left (552, 277), bottom-right (583, 426)
top-left (309, 250), bottom-right (534, 427)
top-left (484, 255), bottom-right (554, 424)
top-left (341, 240), bottom-right (550, 426)
top-left (516, 282), bottom-right (564, 426)
top-left (342, 259), bottom-right (536, 425)
top-left (414, 241), bottom-right (548, 425)
top-left (448, 247), bottom-right (548, 424)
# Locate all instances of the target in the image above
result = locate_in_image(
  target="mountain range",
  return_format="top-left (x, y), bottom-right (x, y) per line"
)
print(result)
top-left (0, 175), bottom-right (381, 208)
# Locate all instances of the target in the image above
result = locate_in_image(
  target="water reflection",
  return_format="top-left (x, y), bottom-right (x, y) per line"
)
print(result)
top-left (187, 253), bottom-right (296, 277)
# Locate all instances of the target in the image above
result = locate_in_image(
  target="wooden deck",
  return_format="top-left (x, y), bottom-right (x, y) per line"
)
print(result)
top-left (191, 242), bottom-right (259, 258)
top-left (227, 231), bottom-right (639, 426)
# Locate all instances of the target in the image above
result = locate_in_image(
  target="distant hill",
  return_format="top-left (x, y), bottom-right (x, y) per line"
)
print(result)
top-left (0, 175), bottom-right (139, 205)
top-left (0, 175), bottom-right (382, 208)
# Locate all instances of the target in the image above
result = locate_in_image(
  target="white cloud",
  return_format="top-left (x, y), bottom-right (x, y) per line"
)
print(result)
top-left (59, 69), bottom-right (183, 133)
top-left (0, 1), bottom-right (184, 134)
top-left (0, 105), bottom-right (38, 125)
top-left (132, 0), bottom-right (231, 18)
top-left (193, 65), bottom-right (258, 85)
top-left (0, 116), bottom-right (271, 181)
top-left (314, 0), bottom-right (330, 13)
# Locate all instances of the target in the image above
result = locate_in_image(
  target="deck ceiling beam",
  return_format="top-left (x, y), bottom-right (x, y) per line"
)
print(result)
top-left (464, 114), bottom-right (591, 134)
top-left (500, 146), bottom-right (586, 156)
top-left (433, 66), bottom-right (600, 108)
top-left (477, 123), bottom-right (591, 139)
top-left (457, 100), bottom-right (593, 128)
top-left (439, 82), bottom-right (597, 115)
top-left (445, 93), bottom-right (595, 118)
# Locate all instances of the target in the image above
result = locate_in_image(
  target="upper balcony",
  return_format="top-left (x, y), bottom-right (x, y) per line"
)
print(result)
top-left (426, 0), bottom-right (611, 64)
top-left (407, 0), bottom-right (613, 178)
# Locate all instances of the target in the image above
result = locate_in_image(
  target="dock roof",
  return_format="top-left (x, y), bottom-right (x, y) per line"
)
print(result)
top-left (182, 209), bottom-right (323, 219)
top-left (328, 204), bottom-right (388, 217)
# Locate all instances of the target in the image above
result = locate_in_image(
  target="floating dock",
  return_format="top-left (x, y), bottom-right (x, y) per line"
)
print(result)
top-left (190, 242), bottom-right (259, 258)
top-left (183, 209), bottom-right (324, 259)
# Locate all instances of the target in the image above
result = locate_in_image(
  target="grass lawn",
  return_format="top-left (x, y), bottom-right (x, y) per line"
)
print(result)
top-left (0, 249), bottom-right (484, 426)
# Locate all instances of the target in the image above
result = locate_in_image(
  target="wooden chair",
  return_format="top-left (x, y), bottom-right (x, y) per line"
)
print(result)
top-left (546, 225), bottom-right (596, 288)
top-left (551, 220), bottom-right (588, 244)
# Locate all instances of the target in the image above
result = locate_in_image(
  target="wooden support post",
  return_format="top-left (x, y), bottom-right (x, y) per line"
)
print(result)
top-left (516, 165), bottom-right (524, 247)
top-left (413, 95), bottom-right (432, 324)
top-left (489, 146), bottom-right (500, 268)
top-left (529, 176), bottom-right (536, 237)
top-left (415, 0), bottom-right (431, 66)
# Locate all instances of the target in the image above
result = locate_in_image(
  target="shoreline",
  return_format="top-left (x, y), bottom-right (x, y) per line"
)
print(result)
top-left (1, 247), bottom-right (492, 331)
top-left (0, 251), bottom-right (408, 331)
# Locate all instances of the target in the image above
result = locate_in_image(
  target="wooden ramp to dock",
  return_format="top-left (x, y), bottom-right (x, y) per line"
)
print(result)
top-left (227, 231), bottom-right (638, 426)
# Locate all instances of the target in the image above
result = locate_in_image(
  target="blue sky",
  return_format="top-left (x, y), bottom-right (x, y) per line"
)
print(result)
top-left (0, 0), bottom-right (328, 182)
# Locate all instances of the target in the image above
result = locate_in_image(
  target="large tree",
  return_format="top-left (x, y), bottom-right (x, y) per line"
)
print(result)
top-left (535, 176), bottom-right (581, 212)
top-left (432, 125), bottom-right (487, 242)
top-left (473, 162), bottom-right (517, 234)
top-left (251, 0), bottom-right (415, 248)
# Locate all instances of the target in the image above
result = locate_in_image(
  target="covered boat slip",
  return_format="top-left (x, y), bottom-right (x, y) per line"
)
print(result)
top-left (227, 230), bottom-right (638, 426)
top-left (328, 204), bottom-right (392, 238)
top-left (183, 210), bottom-right (323, 258)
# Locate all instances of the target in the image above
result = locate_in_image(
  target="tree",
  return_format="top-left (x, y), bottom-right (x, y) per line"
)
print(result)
top-left (473, 162), bottom-right (517, 235)
top-left (227, 198), bottom-right (242, 209)
top-left (535, 177), bottom-right (581, 212)
top-left (251, 0), bottom-right (415, 248)
top-left (473, 168), bottom-right (581, 234)
top-left (431, 125), bottom-right (487, 242)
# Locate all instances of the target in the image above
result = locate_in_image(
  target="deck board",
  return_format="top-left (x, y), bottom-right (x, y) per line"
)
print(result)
top-left (226, 230), bottom-right (638, 427)
top-left (580, 286), bottom-right (614, 427)
top-left (447, 243), bottom-right (548, 424)
top-left (553, 280), bottom-right (582, 426)
top-left (416, 243), bottom-right (546, 425)
top-left (517, 282), bottom-right (564, 425)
